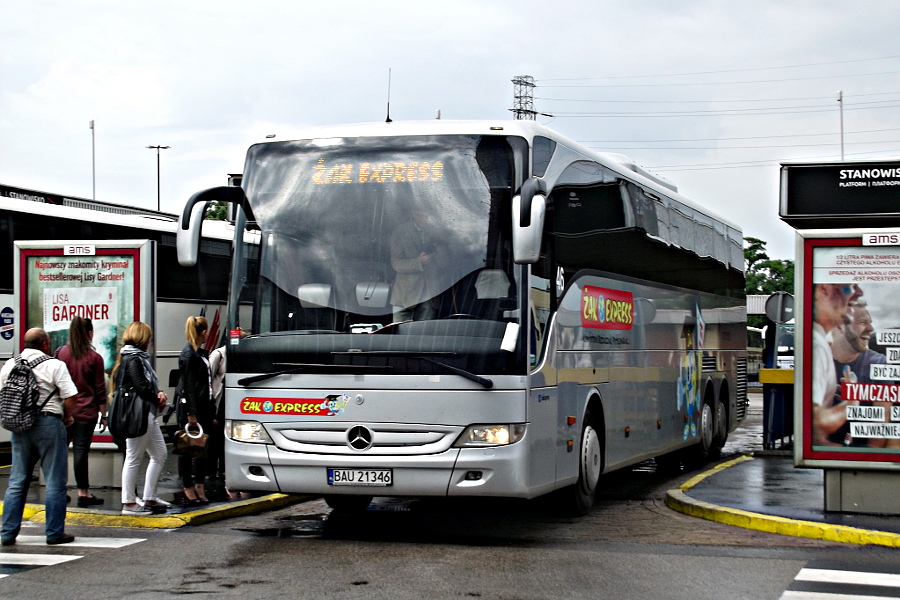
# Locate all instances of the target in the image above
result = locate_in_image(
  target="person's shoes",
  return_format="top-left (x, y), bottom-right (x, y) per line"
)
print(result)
top-left (1, 537), bottom-right (15, 546)
top-left (138, 497), bottom-right (172, 508)
top-left (196, 497), bottom-right (210, 505)
top-left (77, 495), bottom-right (104, 508)
top-left (46, 533), bottom-right (75, 545)
top-left (121, 504), bottom-right (153, 516)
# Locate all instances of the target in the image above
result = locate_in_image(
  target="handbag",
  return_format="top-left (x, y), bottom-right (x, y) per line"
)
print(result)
top-left (108, 386), bottom-right (149, 441)
top-left (108, 357), bottom-right (149, 446)
top-left (173, 423), bottom-right (208, 457)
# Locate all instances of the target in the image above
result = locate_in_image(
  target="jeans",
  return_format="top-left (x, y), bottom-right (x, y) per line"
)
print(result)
top-left (121, 412), bottom-right (167, 504)
top-left (68, 422), bottom-right (96, 490)
top-left (1, 414), bottom-right (69, 540)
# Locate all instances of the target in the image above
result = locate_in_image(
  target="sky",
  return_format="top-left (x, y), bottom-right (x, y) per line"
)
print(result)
top-left (1, 0), bottom-right (898, 261)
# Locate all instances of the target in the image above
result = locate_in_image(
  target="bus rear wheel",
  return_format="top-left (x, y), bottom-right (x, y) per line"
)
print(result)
top-left (685, 401), bottom-right (715, 470)
top-left (560, 409), bottom-right (602, 516)
top-left (324, 495), bottom-right (373, 512)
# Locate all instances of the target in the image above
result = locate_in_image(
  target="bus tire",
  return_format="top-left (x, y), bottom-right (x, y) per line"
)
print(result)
top-left (324, 495), bottom-right (372, 512)
top-left (560, 409), bottom-right (603, 516)
top-left (685, 401), bottom-right (715, 470)
top-left (712, 399), bottom-right (728, 452)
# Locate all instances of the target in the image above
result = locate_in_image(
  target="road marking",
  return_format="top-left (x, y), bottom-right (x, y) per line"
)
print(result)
top-left (796, 568), bottom-right (900, 588)
top-left (0, 553), bottom-right (82, 566)
top-left (781, 592), bottom-right (896, 600)
top-left (4, 535), bottom-right (144, 548)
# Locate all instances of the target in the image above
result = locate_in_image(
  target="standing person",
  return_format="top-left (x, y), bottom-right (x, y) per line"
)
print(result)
top-left (207, 343), bottom-right (226, 484)
top-left (1, 328), bottom-right (79, 546)
top-left (390, 208), bottom-right (450, 321)
top-left (178, 316), bottom-right (213, 505)
top-left (55, 316), bottom-right (107, 507)
top-left (112, 322), bottom-right (169, 515)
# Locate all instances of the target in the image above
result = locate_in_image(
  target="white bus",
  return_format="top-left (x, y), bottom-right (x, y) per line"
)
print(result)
top-left (178, 120), bottom-right (748, 514)
top-left (0, 184), bottom-right (238, 444)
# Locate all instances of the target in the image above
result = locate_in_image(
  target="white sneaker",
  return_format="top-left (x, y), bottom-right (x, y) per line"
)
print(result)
top-left (138, 497), bottom-right (172, 508)
top-left (122, 504), bottom-right (152, 516)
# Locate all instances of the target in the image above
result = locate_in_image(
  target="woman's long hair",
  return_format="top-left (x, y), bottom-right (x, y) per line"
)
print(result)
top-left (67, 316), bottom-right (93, 360)
top-left (185, 316), bottom-right (208, 351)
top-left (110, 321), bottom-right (153, 392)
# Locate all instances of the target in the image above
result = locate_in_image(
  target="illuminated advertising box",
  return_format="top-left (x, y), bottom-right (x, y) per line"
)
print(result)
top-left (796, 229), bottom-right (900, 469)
top-left (13, 240), bottom-right (154, 365)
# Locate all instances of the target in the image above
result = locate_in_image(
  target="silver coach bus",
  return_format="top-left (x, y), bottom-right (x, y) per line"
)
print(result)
top-left (177, 120), bottom-right (747, 515)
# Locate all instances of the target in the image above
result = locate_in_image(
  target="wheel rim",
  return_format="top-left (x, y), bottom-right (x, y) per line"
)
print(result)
top-left (580, 425), bottom-right (602, 495)
top-left (700, 403), bottom-right (714, 450)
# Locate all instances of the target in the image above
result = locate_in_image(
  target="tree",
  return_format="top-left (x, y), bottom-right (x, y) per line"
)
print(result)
top-left (745, 236), bottom-right (794, 328)
top-left (204, 201), bottom-right (228, 221)
top-left (745, 236), bottom-right (794, 295)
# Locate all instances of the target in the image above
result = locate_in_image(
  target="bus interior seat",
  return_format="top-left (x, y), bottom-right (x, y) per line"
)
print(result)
top-left (296, 283), bottom-right (337, 330)
top-left (452, 269), bottom-right (512, 319)
top-left (356, 281), bottom-right (390, 308)
top-left (475, 269), bottom-right (511, 299)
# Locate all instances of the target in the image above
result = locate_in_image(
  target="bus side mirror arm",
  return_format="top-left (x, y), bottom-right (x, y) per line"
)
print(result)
top-left (512, 177), bottom-right (547, 264)
top-left (177, 186), bottom-right (247, 267)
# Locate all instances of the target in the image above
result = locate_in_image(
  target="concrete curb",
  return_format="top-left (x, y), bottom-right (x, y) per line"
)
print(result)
top-left (3, 494), bottom-right (313, 529)
top-left (665, 455), bottom-right (900, 548)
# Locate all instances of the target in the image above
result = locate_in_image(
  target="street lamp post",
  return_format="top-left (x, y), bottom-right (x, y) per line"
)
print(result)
top-left (146, 145), bottom-right (170, 211)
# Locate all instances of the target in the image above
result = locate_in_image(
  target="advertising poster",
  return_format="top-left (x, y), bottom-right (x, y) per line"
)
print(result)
top-left (16, 243), bottom-right (148, 372)
top-left (802, 234), bottom-right (900, 466)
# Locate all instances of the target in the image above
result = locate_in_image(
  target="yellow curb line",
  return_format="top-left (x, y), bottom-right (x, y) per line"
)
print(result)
top-left (666, 455), bottom-right (900, 548)
top-left (2, 494), bottom-right (312, 529)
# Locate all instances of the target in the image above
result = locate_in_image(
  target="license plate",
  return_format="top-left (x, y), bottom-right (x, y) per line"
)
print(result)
top-left (327, 468), bottom-right (393, 487)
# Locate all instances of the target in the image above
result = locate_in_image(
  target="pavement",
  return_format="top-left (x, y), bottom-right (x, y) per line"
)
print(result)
top-left (0, 444), bottom-right (305, 529)
top-left (0, 389), bottom-right (898, 547)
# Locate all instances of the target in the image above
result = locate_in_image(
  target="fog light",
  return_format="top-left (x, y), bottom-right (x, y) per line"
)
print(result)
top-left (464, 471), bottom-right (483, 481)
top-left (249, 466), bottom-right (266, 476)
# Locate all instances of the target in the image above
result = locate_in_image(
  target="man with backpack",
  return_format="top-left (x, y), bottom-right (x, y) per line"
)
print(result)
top-left (0, 328), bottom-right (78, 546)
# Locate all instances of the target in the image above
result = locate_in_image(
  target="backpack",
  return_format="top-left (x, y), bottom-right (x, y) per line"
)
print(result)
top-left (0, 355), bottom-right (59, 433)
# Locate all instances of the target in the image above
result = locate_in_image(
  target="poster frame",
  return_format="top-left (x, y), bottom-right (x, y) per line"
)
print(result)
top-left (13, 240), bottom-right (155, 358)
top-left (795, 227), bottom-right (900, 471)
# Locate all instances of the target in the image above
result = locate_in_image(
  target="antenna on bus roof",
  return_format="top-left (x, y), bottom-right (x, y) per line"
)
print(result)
top-left (385, 68), bottom-right (393, 123)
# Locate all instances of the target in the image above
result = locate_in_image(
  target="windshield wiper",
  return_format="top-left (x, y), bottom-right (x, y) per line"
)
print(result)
top-left (331, 351), bottom-right (493, 389)
top-left (237, 363), bottom-right (391, 386)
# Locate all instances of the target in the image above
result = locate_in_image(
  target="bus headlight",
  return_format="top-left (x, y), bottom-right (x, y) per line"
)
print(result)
top-left (226, 420), bottom-right (274, 444)
top-left (454, 424), bottom-right (526, 447)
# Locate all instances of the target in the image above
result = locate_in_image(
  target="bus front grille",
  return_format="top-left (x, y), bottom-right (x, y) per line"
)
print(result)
top-left (265, 423), bottom-right (463, 456)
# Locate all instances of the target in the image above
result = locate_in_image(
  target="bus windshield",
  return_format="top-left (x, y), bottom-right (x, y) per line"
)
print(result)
top-left (232, 134), bottom-right (525, 376)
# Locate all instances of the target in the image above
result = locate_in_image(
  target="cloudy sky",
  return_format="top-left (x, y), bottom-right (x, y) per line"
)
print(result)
top-left (2, 0), bottom-right (898, 260)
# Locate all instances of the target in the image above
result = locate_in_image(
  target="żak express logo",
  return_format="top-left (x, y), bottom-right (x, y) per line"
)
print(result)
top-left (581, 285), bottom-right (634, 330)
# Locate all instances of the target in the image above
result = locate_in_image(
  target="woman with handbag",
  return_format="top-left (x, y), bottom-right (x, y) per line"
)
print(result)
top-left (110, 322), bottom-right (169, 516)
top-left (55, 316), bottom-right (107, 507)
top-left (177, 316), bottom-right (213, 506)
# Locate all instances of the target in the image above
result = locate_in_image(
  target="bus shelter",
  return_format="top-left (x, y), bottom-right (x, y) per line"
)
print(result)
top-left (781, 159), bottom-right (900, 514)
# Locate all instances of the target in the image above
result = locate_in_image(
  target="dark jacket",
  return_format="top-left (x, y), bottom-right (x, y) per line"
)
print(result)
top-left (120, 354), bottom-right (161, 417)
top-left (177, 344), bottom-right (213, 429)
top-left (55, 346), bottom-right (107, 423)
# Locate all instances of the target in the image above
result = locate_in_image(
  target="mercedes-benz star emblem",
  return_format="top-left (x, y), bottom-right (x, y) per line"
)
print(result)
top-left (347, 425), bottom-right (373, 451)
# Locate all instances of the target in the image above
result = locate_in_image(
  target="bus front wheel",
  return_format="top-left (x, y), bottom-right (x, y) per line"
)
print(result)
top-left (560, 409), bottom-right (603, 516)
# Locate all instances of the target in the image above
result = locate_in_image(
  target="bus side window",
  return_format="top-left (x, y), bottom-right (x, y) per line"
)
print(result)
top-left (530, 264), bottom-right (551, 367)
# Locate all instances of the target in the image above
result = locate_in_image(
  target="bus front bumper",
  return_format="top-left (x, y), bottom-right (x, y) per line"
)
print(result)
top-left (224, 438), bottom-right (535, 498)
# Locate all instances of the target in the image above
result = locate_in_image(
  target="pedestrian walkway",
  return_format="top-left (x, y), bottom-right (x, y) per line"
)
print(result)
top-left (667, 454), bottom-right (900, 548)
top-left (0, 446), bottom-right (305, 529)
top-left (0, 533), bottom-right (144, 579)
top-left (778, 559), bottom-right (900, 600)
